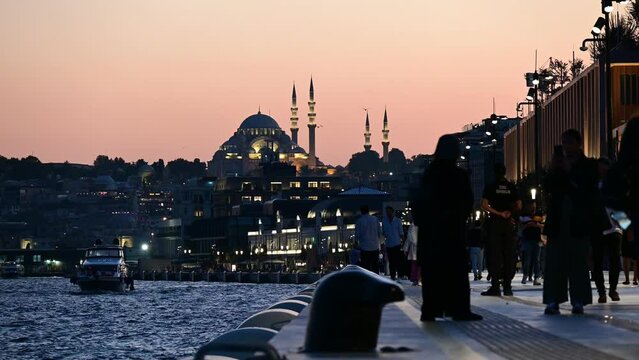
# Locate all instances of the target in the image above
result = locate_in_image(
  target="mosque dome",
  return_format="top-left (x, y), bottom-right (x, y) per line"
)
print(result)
top-left (239, 112), bottom-right (281, 130)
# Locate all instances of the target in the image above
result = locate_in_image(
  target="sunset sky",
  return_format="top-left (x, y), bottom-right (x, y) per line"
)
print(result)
top-left (0, 0), bottom-right (626, 166)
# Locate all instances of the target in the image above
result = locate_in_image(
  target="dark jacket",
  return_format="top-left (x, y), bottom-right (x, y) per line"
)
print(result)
top-left (603, 161), bottom-right (639, 215)
top-left (543, 155), bottom-right (607, 238)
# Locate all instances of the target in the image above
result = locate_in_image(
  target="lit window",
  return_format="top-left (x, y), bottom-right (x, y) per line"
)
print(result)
top-left (194, 210), bottom-right (204, 217)
top-left (308, 196), bottom-right (318, 200)
top-left (241, 196), bottom-right (252, 203)
top-left (290, 196), bottom-right (301, 200)
top-left (320, 181), bottom-right (331, 189)
top-left (253, 196), bottom-right (262, 202)
top-left (270, 182), bottom-right (283, 192)
top-left (308, 181), bottom-right (318, 188)
top-left (242, 182), bottom-right (252, 191)
top-left (290, 181), bottom-right (301, 188)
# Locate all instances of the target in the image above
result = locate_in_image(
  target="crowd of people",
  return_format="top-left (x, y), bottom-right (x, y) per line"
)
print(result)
top-left (353, 116), bottom-right (638, 322)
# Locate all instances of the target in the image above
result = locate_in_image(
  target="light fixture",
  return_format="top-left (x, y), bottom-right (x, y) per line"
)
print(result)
top-left (530, 188), bottom-right (537, 200)
top-left (460, 155), bottom-right (466, 160)
top-left (602, 0), bottom-right (613, 13)
top-left (592, 17), bottom-right (606, 35)
top-left (492, 138), bottom-right (497, 143)
top-left (545, 75), bottom-right (554, 81)
top-left (465, 145), bottom-right (471, 149)
top-left (580, 45), bottom-right (589, 52)
top-left (491, 119), bottom-right (498, 125)
top-left (485, 131), bottom-right (492, 136)
top-left (141, 244), bottom-right (149, 251)
top-left (619, 0), bottom-right (629, 4)
top-left (526, 88), bottom-right (536, 101)
top-left (532, 72), bottom-right (540, 86)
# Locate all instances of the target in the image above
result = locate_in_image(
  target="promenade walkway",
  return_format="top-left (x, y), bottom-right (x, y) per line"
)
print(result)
top-left (271, 272), bottom-right (639, 359)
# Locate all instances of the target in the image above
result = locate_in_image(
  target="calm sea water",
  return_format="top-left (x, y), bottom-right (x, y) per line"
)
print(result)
top-left (0, 278), bottom-right (305, 360)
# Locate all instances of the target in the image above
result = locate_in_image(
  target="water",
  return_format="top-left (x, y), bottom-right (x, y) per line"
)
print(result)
top-left (0, 278), bottom-right (305, 360)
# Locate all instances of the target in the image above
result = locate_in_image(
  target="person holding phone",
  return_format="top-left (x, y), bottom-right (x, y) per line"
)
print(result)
top-left (542, 129), bottom-right (603, 315)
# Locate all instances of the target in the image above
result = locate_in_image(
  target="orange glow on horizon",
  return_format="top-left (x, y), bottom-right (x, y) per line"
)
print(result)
top-left (0, 0), bottom-right (616, 166)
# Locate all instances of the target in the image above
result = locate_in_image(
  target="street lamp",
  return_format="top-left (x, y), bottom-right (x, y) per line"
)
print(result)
top-left (530, 188), bottom-right (538, 200)
top-left (592, 17), bottom-right (606, 34)
top-left (602, 0), bottom-right (613, 13)
top-left (141, 243), bottom-right (149, 251)
top-left (526, 88), bottom-right (536, 101)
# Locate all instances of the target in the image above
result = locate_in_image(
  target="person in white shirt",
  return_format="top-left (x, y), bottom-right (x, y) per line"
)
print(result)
top-left (355, 205), bottom-right (382, 273)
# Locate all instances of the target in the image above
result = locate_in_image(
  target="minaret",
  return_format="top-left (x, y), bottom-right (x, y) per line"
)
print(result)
top-left (290, 84), bottom-right (299, 144)
top-left (307, 77), bottom-right (317, 166)
top-left (382, 108), bottom-right (390, 163)
top-left (364, 111), bottom-right (372, 151)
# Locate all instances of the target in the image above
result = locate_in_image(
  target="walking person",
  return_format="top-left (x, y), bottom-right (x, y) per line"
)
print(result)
top-left (543, 129), bottom-right (601, 315)
top-left (592, 157), bottom-right (623, 303)
top-left (467, 219), bottom-right (484, 281)
top-left (480, 163), bottom-right (521, 297)
top-left (382, 206), bottom-right (404, 281)
top-left (402, 220), bottom-right (420, 285)
top-left (355, 205), bottom-right (382, 273)
top-left (412, 134), bottom-right (482, 321)
top-left (621, 231), bottom-right (638, 285)
top-left (520, 202), bottom-right (543, 285)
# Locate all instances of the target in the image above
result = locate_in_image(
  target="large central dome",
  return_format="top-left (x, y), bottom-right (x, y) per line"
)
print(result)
top-left (239, 112), bottom-right (281, 129)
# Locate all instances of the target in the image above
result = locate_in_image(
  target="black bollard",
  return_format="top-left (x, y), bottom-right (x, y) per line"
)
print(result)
top-left (304, 265), bottom-right (404, 353)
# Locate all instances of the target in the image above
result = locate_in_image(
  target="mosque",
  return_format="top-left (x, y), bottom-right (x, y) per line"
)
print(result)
top-left (208, 78), bottom-right (392, 178)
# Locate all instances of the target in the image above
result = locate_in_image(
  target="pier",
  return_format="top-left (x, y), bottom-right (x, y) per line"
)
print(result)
top-left (269, 273), bottom-right (639, 359)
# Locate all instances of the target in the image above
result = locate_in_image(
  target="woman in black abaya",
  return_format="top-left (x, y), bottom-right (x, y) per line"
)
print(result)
top-left (412, 134), bottom-right (482, 321)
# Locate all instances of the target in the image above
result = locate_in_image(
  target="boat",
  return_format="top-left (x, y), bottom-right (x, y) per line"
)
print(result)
top-left (1, 261), bottom-right (25, 278)
top-left (72, 245), bottom-right (133, 292)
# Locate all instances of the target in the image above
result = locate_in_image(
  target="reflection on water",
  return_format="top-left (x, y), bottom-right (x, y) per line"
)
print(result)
top-left (0, 278), bottom-right (304, 359)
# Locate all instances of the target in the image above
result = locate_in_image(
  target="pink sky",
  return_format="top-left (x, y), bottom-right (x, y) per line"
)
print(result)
top-left (0, 0), bottom-right (624, 166)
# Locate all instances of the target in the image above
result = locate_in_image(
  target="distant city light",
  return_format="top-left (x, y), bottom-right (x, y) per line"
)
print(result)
top-left (485, 131), bottom-right (492, 136)
top-left (141, 244), bottom-right (149, 251)
top-left (465, 145), bottom-right (471, 149)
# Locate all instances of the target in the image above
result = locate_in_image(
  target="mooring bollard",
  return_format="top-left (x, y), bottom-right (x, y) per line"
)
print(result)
top-left (222, 271), bottom-right (227, 282)
top-left (304, 265), bottom-right (404, 353)
top-left (238, 271), bottom-right (242, 283)
top-left (256, 271), bottom-right (260, 284)
top-left (276, 271), bottom-right (281, 284)
top-left (294, 272), bottom-right (299, 284)
top-left (165, 270), bottom-right (169, 281)
top-left (207, 271), bottom-right (211, 282)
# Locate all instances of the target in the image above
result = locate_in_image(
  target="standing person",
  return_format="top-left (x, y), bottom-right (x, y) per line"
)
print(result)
top-left (621, 231), bottom-right (638, 285)
top-left (402, 220), bottom-right (420, 285)
top-left (604, 117), bottom-right (639, 276)
top-left (467, 219), bottom-right (484, 281)
top-left (543, 129), bottom-right (600, 315)
top-left (480, 163), bottom-right (521, 297)
top-left (355, 205), bottom-right (382, 273)
top-left (592, 157), bottom-right (623, 303)
top-left (520, 202), bottom-right (543, 286)
top-left (382, 206), bottom-right (404, 281)
top-left (412, 134), bottom-right (482, 321)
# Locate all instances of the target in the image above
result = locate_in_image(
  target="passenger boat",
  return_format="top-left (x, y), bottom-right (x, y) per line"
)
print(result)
top-left (72, 245), bottom-right (133, 292)
top-left (1, 261), bottom-right (24, 278)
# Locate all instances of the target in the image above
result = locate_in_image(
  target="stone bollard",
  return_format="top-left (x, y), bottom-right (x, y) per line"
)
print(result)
top-left (222, 271), bottom-right (227, 282)
top-left (256, 271), bottom-right (260, 284)
top-left (165, 270), bottom-right (169, 281)
top-left (294, 271), bottom-right (299, 284)
top-left (207, 271), bottom-right (211, 282)
top-left (304, 265), bottom-right (404, 353)
top-left (238, 271), bottom-right (242, 283)
top-left (152, 271), bottom-right (156, 281)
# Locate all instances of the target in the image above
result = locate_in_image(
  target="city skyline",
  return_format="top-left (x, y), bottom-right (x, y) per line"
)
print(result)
top-left (0, 0), bottom-right (618, 166)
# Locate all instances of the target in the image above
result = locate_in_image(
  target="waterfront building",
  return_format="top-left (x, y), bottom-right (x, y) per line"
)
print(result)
top-left (504, 49), bottom-right (639, 182)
